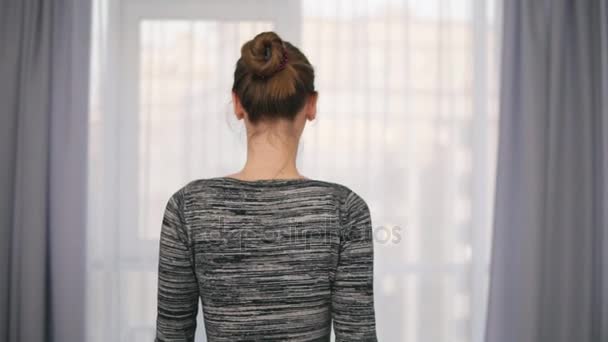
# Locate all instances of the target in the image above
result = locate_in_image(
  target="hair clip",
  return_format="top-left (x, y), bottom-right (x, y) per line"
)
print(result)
top-left (253, 47), bottom-right (288, 79)
top-left (277, 49), bottom-right (289, 72)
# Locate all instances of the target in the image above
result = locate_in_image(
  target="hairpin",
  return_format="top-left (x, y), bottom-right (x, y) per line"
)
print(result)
top-left (254, 46), bottom-right (289, 79)
top-left (277, 49), bottom-right (289, 72)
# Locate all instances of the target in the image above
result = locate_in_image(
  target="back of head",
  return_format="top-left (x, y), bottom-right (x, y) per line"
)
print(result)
top-left (232, 31), bottom-right (317, 124)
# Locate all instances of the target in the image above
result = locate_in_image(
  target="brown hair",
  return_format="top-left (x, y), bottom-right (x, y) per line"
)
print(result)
top-left (232, 31), bottom-right (317, 124)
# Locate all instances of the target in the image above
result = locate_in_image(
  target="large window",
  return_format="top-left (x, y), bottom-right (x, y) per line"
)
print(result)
top-left (88, 0), bottom-right (500, 341)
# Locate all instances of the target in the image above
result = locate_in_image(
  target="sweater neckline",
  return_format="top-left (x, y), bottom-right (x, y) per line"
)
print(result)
top-left (218, 176), bottom-right (315, 184)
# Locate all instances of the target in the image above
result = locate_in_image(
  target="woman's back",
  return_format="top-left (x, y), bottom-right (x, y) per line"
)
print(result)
top-left (155, 177), bottom-right (378, 341)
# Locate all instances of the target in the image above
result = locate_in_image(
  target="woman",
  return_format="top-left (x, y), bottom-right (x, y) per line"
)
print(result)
top-left (155, 31), bottom-right (378, 342)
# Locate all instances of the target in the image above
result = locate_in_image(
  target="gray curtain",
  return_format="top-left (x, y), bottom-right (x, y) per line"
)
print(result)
top-left (486, 1), bottom-right (608, 342)
top-left (0, 1), bottom-right (91, 341)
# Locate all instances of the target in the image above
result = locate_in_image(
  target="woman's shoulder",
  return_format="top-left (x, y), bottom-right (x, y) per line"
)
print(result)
top-left (176, 176), bottom-right (362, 202)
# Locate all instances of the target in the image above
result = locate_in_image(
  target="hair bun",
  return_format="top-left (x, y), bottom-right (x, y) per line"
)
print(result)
top-left (241, 31), bottom-right (288, 78)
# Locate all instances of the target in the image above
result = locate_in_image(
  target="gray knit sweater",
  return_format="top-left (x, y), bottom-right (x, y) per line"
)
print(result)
top-left (155, 177), bottom-right (378, 341)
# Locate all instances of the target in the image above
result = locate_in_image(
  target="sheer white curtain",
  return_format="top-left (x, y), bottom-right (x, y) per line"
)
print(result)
top-left (87, 0), bottom-right (501, 341)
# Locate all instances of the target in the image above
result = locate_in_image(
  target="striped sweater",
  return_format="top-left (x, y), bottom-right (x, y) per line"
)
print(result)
top-left (155, 177), bottom-right (378, 341)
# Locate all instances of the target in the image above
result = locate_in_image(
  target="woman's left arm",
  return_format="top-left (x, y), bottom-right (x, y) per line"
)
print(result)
top-left (155, 188), bottom-right (199, 342)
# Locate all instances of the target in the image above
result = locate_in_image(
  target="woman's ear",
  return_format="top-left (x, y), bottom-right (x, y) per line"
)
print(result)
top-left (306, 92), bottom-right (318, 121)
top-left (232, 92), bottom-right (245, 120)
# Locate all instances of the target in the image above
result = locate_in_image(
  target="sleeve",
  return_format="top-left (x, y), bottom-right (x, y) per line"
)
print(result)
top-left (155, 187), bottom-right (200, 342)
top-left (332, 190), bottom-right (379, 341)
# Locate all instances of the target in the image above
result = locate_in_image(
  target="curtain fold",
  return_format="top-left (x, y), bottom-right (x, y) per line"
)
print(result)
top-left (485, 1), bottom-right (608, 341)
top-left (0, 1), bottom-right (92, 341)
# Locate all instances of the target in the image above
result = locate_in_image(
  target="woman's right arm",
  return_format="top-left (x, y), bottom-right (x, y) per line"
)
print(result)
top-left (331, 190), bottom-right (378, 341)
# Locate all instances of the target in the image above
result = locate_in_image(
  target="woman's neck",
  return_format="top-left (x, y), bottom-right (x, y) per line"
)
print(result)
top-left (229, 126), bottom-right (305, 181)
